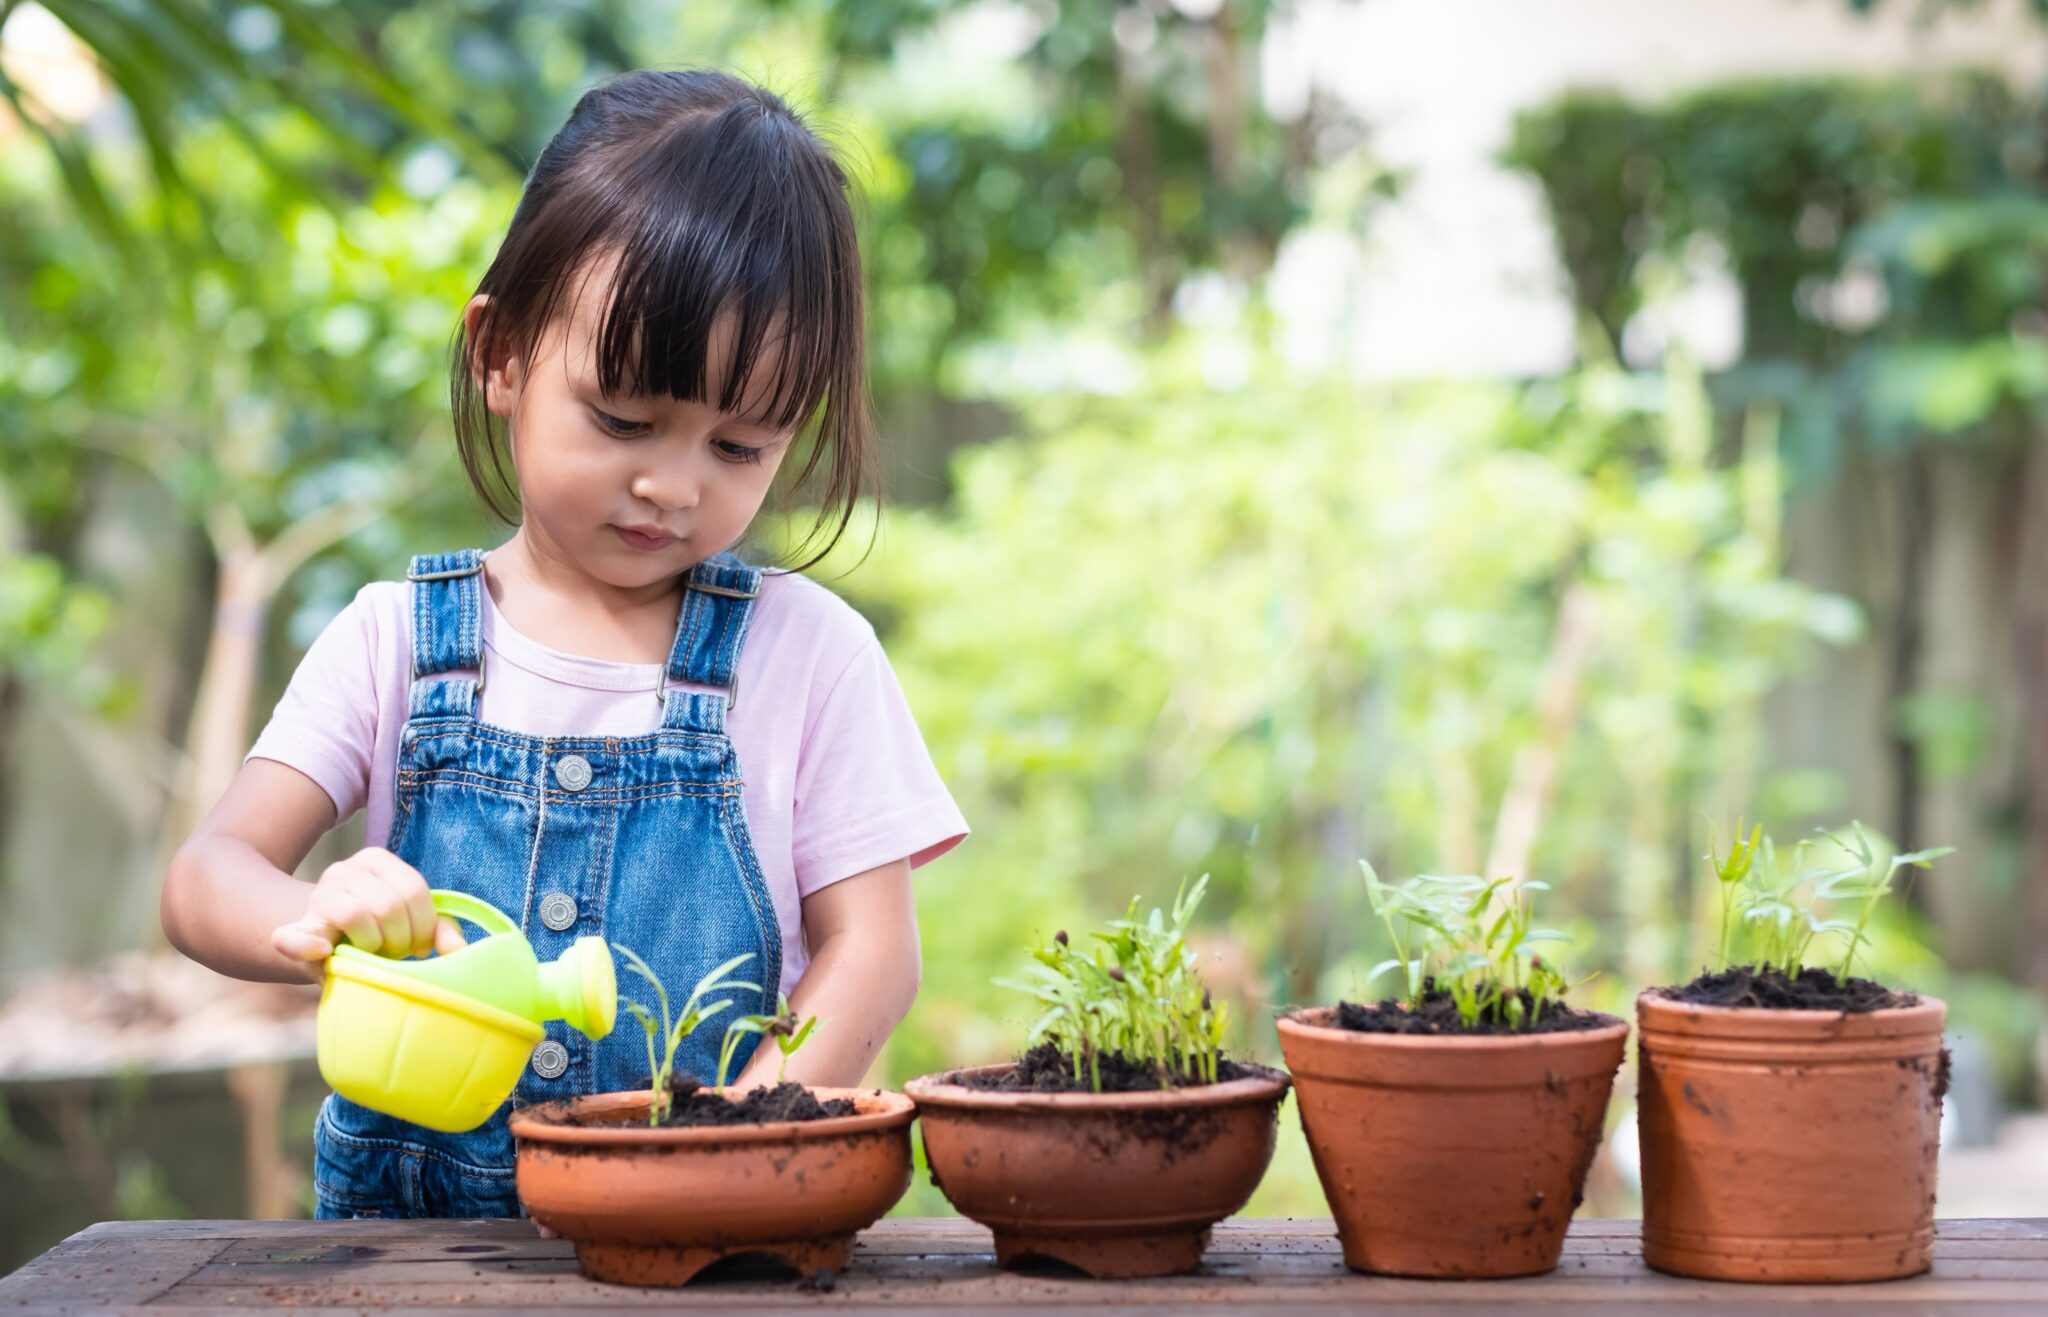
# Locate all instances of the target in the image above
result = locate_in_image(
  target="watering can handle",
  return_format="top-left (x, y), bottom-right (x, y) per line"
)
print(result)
top-left (430, 890), bottom-right (520, 939)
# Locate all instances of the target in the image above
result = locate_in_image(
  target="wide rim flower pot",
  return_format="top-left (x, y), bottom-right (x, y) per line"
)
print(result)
top-left (903, 1062), bottom-right (1291, 1278)
top-left (1636, 989), bottom-right (1947, 1283)
top-left (1277, 1005), bottom-right (1628, 1279)
top-left (509, 1087), bottom-right (915, 1286)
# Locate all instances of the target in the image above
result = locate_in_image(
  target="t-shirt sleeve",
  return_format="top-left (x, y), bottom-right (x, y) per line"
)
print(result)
top-left (790, 637), bottom-right (968, 898)
top-left (244, 586), bottom-right (385, 824)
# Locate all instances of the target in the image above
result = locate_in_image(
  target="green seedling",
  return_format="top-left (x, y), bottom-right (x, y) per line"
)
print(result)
top-left (996, 875), bottom-right (1229, 1092)
top-left (1359, 860), bottom-right (1573, 1030)
top-left (715, 995), bottom-right (820, 1092)
top-left (1703, 819), bottom-right (1953, 980)
top-left (616, 947), bottom-right (760, 1126)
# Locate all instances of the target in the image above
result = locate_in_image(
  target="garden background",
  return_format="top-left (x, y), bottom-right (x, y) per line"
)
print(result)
top-left (2, 0), bottom-right (2046, 1269)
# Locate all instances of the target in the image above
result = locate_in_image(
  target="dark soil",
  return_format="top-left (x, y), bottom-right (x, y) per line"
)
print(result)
top-left (957, 1042), bottom-right (1263, 1092)
top-left (1662, 964), bottom-right (1914, 1013)
top-left (1331, 988), bottom-right (1615, 1036)
top-left (560, 1075), bottom-right (857, 1128)
top-left (653, 1076), bottom-right (856, 1127)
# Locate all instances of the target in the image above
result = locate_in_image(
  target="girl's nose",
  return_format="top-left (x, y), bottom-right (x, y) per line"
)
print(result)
top-left (630, 468), bottom-right (699, 511)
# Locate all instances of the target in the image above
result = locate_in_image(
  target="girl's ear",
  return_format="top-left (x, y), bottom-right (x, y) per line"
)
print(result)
top-left (463, 294), bottom-right (522, 417)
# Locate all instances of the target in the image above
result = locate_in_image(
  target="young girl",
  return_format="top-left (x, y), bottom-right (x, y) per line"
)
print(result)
top-left (160, 69), bottom-right (967, 1219)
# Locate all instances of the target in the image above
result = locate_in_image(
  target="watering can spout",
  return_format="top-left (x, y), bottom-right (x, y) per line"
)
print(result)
top-left (540, 937), bottom-right (618, 1041)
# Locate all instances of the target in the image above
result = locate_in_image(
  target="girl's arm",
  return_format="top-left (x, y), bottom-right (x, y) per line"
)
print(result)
top-left (163, 758), bottom-right (455, 983)
top-left (734, 859), bottom-right (920, 1089)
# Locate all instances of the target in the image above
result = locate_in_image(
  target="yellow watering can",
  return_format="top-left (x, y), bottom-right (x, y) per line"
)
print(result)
top-left (315, 890), bottom-right (617, 1132)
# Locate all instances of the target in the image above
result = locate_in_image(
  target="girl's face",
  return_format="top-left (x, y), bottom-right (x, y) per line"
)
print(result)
top-left (467, 258), bottom-right (796, 594)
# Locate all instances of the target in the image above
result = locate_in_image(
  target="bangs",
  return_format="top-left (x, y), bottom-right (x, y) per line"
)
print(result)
top-left (575, 101), bottom-right (856, 431)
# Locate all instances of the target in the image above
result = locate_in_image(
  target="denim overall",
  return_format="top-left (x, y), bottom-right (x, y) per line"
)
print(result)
top-left (312, 548), bottom-right (782, 1219)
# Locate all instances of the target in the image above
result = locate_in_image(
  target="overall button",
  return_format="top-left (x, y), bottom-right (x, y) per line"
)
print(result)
top-left (554, 755), bottom-right (592, 792)
top-left (531, 1041), bottom-right (569, 1079)
top-left (538, 892), bottom-right (577, 932)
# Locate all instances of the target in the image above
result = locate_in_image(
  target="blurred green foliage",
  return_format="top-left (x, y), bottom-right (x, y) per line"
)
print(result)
top-left (1504, 72), bottom-right (2046, 474)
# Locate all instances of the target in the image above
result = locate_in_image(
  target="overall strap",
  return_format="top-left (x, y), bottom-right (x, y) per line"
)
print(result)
top-left (659, 552), bottom-right (762, 734)
top-left (406, 549), bottom-right (487, 719)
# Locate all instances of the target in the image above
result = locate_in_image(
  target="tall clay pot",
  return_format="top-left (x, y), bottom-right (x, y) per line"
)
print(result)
top-left (1277, 1006), bottom-right (1628, 1278)
top-left (511, 1088), bottom-right (914, 1286)
top-left (1637, 991), bottom-right (1946, 1283)
top-left (905, 1063), bottom-right (1290, 1278)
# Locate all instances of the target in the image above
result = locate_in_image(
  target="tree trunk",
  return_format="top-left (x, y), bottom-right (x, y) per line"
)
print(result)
top-left (149, 497), bottom-right (382, 914)
top-left (0, 455), bottom-right (105, 860)
top-left (1888, 447), bottom-right (1932, 906)
top-left (2016, 440), bottom-right (2048, 992)
top-left (164, 540), bottom-right (269, 854)
top-left (1486, 580), bottom-right (1597, 885)
top-left (1115, 42), bottom-right (1171, 338)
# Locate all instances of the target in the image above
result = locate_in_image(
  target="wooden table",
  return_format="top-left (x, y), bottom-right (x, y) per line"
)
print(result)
top-left (3, 1218), bottom-right (2043, 1312)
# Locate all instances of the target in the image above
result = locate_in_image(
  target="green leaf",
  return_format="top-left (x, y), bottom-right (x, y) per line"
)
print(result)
top-left (1358, 858), bottom-right (1390, 912)
top-left (1363, 957), bottom-right (1411, 986)
top-left (784, 1016), bottom-right (820, 1052)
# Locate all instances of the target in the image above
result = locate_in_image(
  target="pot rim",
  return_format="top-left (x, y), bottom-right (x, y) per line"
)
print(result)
top-left (508, 1086), bottom-right (914, 1147)
top-left (1636, 986), bottom-right (1944, 1018)
top-left (1278, 1003), bottom-right (1629, 1050)
top-left (905, 1060), bottom-right (1290, 1112)
top-left (1636, 987), bottom-right (1947, 1038)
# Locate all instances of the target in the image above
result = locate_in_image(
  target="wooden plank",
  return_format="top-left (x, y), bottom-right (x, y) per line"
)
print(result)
top-left (4, 1218), bottom-right (2045, 1312)
top-left (149, 1273), bottom-right (2048, 1310)
top-left (0, 1225), bottom-right (231, 1309)
top-left (147, 1249), bottom-right (2048, 1306)
top-left (157, 1250), bottom-right (2048, 1289)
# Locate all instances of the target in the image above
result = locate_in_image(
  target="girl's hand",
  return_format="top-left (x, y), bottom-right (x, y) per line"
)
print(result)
top-left (270, 847), bottom-right (465, 976)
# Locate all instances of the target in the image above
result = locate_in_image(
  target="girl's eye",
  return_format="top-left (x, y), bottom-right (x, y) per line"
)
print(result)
top-left (715, 439), bottom-right (766, 464)
top-left (593, 409), bottom-right (648, 437)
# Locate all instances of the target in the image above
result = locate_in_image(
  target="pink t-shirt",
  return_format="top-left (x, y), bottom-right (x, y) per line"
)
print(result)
top-left (246, 560), bottom-right (967, 993)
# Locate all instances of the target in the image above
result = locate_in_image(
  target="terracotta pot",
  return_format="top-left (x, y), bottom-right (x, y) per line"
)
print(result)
top-left (1637, 990), bottom-right (1946, 1283)
top-left (904, 1062), bottom-right (1290, 1278)
top-left (1277, 1005), bottom-right (1628, 1278)
top-left (509, 1088), bottom-right (914, 1286)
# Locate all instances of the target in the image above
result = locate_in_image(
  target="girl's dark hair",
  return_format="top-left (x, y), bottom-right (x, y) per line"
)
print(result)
top-left (451, 69), bottom-right (872, 567)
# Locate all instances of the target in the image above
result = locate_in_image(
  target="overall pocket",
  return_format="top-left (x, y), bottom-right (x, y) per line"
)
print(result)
top-left (313, 1096), bottom-right (413, 1218)
top-left (314, 1094), bottom-right (520, 1219)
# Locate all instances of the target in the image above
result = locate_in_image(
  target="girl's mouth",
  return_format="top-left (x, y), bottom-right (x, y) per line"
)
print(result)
top-left (613, 525), bottom-right (679, 551)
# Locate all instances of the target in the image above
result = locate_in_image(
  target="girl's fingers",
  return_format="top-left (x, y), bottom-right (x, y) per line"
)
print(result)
top-left (356, 865), bottom-right (421, 956)
top-left (380, 885), bottom-right (418, 959)
top-left (304, 851), bottom-right (448, 959)
top-left (405, 885), bottom-right (437, 956)
top-left (328, 871), bottom-right (388, 954)
top-left (360, 849), bottom-right (435, 956)
top-left (273, 918), bottom-right (336, 962)
top-left (433, 916), bottom-right (468, 955)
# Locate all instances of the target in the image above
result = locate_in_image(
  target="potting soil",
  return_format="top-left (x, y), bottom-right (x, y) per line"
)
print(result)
top-left (1334, 987), bottom-right (1613, 1035)
top-left (958, 1041), bottom-right (1260, 1092)
top-left (647, 1076), bottom-right (856, 1126)
top-left (1664, 963), bottom-right (1914, 1012)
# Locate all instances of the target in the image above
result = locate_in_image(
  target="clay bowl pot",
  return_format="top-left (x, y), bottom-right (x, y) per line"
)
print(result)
top-left (904, 1062), bottom-right (1291, 1278)
top-left (1277, 1005), bottom-right (1628, 1278)
top-left (1637, 990), bottom-right (1947, 1283)
top-left (509, 1087), bottom-right (914, 1286)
